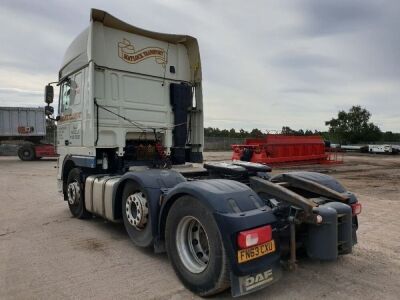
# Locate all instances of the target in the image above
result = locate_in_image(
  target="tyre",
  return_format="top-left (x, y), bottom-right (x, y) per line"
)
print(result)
top-left (66, 168), bottom-right (91, 219)
top-left (122, 181), bottom-right (153, 247)
top-left (18, 144), bottom-right (35, 161)
top-left (165, 196), bottom-right (230, 296)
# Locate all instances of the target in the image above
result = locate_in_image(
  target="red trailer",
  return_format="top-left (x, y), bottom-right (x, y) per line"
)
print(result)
top-left (232, 134), bottom-right (341, 165)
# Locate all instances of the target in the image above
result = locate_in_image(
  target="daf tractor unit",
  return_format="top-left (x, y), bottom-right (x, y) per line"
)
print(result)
top-left (44, 9), bottom-right (362, 297)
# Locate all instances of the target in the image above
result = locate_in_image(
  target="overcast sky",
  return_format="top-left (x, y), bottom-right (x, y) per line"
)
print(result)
top-left (0, 0), bottom-right (398, 132)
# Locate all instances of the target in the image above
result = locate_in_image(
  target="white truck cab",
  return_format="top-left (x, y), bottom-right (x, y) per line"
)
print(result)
top-left (45, 9), bottom-right (204, 192)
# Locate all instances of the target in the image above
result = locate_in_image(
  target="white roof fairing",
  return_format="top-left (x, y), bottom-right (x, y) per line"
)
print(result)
top-left (59, 9), bottom-right (202, 83)
top-left (59, 28), bottom-right (89, 79)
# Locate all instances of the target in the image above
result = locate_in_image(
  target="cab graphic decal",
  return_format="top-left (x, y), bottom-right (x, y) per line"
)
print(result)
top-left (118, 38), bottom-right (167, 65)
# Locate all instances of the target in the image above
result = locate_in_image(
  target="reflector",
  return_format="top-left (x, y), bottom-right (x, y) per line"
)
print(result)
top-left (351, 203), bottom-right (362, 216)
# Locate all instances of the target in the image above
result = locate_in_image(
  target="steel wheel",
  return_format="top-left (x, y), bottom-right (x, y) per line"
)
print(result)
top-left (165, 196), bottom-right (230, 296)
top-left (176, 216), bottom-right (210, 274)
top-left (66, 168), bottom-right (91, 219)
top-left (67, 180), bottom-right (80, 205)
top-left (122, 181), bottom-right (153, 247)
top-left (125, 192), bottom-right (148, 230)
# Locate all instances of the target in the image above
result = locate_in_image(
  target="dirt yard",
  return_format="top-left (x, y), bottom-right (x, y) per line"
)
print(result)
top-left (1, 153), bottom-right (399, 299)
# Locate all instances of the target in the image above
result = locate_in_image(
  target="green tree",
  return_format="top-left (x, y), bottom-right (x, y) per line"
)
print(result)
top-left (250, 128), bottom-right (264, 137)
top-left (281, 126), bottom-right (295, 135)
top-left (325, 106), bottom-right (382, 144)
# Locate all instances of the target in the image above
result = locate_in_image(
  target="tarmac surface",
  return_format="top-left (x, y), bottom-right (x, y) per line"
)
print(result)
top-left (1, 153), bottom-right (399, 299)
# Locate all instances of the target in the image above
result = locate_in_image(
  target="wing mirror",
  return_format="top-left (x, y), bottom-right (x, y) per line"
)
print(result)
top-left (45, 85), bottom-right (54, 104)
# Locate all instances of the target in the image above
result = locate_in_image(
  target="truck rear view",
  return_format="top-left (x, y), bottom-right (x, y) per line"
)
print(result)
top-left (45, 9), bottom-right (361, 297)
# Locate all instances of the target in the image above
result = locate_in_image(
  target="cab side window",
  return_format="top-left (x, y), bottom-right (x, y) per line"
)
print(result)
top-left (72, 72), bottom-right (82, 105)
top-left (60, 72), bottom-right (82, 114)
top-left (60, 80), bottom-right (71, 114)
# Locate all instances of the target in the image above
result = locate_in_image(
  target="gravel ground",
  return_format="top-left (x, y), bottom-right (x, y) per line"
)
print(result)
top-left (0, 153), bottom-right (399, 299)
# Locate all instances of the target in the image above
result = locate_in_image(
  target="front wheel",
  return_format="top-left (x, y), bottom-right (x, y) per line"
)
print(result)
top-left (66, 168), bottom-right (91, 219)
top-left (165, 196), bottom-right (230, 296)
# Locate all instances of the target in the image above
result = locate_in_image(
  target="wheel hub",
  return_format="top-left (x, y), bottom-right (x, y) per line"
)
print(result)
top-left (126, 192), bottom-right (148, 230)
top-left (176, 216), bottom-right (210, 274)
top-left (67, 181), bottom-right (80, 205)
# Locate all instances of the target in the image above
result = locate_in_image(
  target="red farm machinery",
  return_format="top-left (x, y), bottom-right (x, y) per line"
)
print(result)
top-left (232, 134), bottom-right (342, 166)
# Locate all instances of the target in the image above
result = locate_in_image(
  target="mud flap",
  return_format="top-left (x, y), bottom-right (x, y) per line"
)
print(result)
top-left (230, 262), bottom-right (282, 297)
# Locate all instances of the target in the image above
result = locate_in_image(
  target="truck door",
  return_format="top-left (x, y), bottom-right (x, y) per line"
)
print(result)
top-left (58, 71), bottom-right (84, 149)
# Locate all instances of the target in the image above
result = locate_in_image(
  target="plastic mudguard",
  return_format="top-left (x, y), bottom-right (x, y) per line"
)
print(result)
top-left (162, 179), bottom-right (282, 296)
top-left (213, 209), bottom-right (282, 297)
top-left (230, 261), bottom-right (282, 297)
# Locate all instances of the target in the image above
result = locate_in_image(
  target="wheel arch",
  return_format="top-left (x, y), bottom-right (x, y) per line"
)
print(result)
top-left (159, 180), bottom-right (279, 278)
top-left (158, 180), bottom-right (266, 242)
top-left (112, 169), bottom-right (186, 234)
top-left (158, 191), bottom-right (191, 242)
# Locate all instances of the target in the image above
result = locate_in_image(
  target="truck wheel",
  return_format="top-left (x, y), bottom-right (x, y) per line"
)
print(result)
top-left (66, 168), bottom-right (91, 219)
top-left (165, 196), bottom-right (230, 296)
top-left (122, 181), bottom-right (153, 247)
top-left (18, 144), bottom-right (35, 161)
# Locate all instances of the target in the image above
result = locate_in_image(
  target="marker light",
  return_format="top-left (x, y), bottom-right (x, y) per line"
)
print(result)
top-left (316, 215), bottom-right (323, 224)
top-left (351, 203), bottom-right (362, 216)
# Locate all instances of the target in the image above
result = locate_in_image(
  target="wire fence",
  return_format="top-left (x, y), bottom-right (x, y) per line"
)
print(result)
top-left (204, 137), bottom-right (400, 151)
top-left (204, 137), bottom-right (245, 151)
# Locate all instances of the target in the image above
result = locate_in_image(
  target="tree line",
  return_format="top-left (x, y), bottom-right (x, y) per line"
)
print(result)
top-left (205, 106), bottom-right (400, 144)
top-left (204, 127), bottom-right (323, 138)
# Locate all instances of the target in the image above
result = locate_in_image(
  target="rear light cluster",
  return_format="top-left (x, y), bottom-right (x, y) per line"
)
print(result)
top-left (351, 202), bottom-right (362, 216)
top-left (237, 225), bottom-right (272, 249)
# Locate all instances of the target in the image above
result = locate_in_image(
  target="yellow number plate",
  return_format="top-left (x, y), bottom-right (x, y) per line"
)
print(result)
top-left (237, 240), bottom-right (276, 263)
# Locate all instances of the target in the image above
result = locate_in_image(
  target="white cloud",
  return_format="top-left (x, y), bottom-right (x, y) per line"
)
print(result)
top-left (0, 0), bottom-right (398, 131)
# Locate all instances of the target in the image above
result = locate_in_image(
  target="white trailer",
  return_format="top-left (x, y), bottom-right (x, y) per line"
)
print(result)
top-left (368, 144), bottom-right (393, 154)
top-left (0, 107), bottom-right (46, 138)
top-left (0, 106), bottom-right (57, 160)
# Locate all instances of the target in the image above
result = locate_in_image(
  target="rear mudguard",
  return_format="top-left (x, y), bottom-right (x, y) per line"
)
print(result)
top-left (271, 171), bottom-right (357, 202)
top-left (114, 172), bottom-right (282, 296)
top-left (159, 179), bottom-right (282, 291)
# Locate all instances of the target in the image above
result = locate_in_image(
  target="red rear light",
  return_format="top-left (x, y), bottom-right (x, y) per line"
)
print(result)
top-left (237, 225), bottom-right (272, 249)
top-left (351, 202), bottom-right (362, 216)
